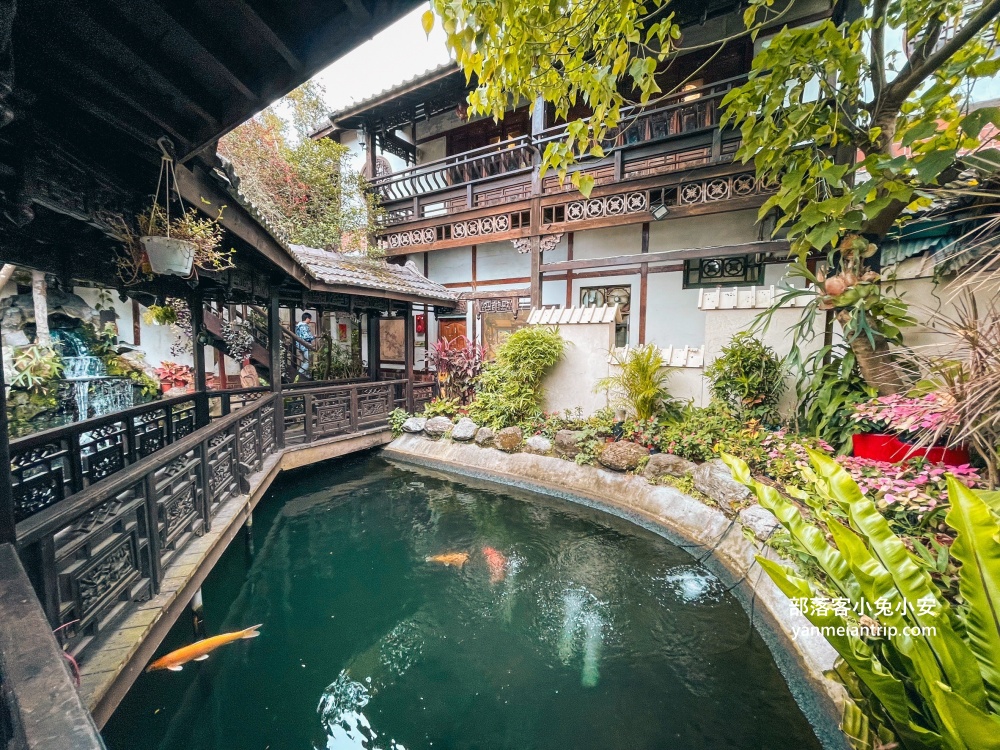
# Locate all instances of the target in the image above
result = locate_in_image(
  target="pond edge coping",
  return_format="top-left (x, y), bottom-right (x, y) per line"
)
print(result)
top-left (384, 432), bottom-right (852, 750)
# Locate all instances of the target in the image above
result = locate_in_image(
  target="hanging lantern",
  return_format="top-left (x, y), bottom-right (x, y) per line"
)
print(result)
top-left (415, 314), bottom-right (426, 335)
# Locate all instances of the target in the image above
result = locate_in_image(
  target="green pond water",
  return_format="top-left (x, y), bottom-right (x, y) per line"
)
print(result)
top-left (103, 452), bottom-right (823, 750)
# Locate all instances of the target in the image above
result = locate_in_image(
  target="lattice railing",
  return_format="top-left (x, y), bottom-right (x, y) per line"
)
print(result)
top-left (12, 379), bottom-right (411, 658)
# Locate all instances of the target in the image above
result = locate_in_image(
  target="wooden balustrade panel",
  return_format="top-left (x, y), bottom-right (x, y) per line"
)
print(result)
top-left (356, 384), bottom-right (392, 428)
top-left (207, 428), bottom-right (240, 516)
top-left (153, 450), bottom-right (203, 572)
top-left (54, 482), bottom-right (153, 656)
top-left (11, 439), bottom-right (73, 521)
top-left (312, 389), bottom-right (353, 438)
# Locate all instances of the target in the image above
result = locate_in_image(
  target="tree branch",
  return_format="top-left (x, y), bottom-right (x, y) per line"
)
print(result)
top-left (869, 0), bottom-right (889, 104)
top-left (878, 0), bottom-right (1000, 112)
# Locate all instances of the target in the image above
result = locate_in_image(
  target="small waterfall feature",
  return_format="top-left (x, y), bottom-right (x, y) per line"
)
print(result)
top-left (55, 331), bottom-right (135, 421)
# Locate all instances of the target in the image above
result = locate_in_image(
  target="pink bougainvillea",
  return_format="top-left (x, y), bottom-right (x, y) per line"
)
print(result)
top-left (851, 393), bottom-right (958, 436)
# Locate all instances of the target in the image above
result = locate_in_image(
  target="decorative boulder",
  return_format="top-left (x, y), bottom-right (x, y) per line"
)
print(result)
top-left (598, 441), bottom-right (649, 471)
top-left (474, 427), bottom-right (495, 447)
top-left (643, 453), bottom-right (696, 481)
top-left (423, 416), bottom-right (454, 438)
top-left (739, 504), bottom-right (780, 541)
top-left (451, 417), bottom-right (478, 442)
top-left (692, 459), bottom-right (752, 513)
top-left (401, 417), bottom-right (427, 434)
top-left (495, 426), bottom-right (523, 453)
top-left (525, 435), bottom-right (552, 455)
top-left (554, 430), bottom-right (586, 458)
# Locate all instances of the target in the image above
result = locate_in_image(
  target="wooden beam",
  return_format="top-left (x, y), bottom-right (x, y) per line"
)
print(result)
top-left (232, 0), bottom-right (302, 72)
top-left (174, 164), bottom-right (312, 287)
top-left (0, 362), bottom-right (14, 545)
top-left (540, 240), bottom-right (790, 274)
top-left (57, 0), bottom-right (219, 129)
top-left (565, 232), bottom-right (574, 307)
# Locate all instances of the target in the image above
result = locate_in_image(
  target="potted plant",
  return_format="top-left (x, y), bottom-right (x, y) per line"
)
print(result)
top-left (112, 145), bottom-right (235, 284)
top-left (850, 393), bottom-right (969, 465)
top-left (154, 361), bottom-right (194, 393)
top-left (142, 303), bottom-right (179, 326)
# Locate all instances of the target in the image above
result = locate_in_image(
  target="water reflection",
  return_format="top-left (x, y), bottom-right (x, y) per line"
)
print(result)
top-left (557, 587), bottom-right (607, 687)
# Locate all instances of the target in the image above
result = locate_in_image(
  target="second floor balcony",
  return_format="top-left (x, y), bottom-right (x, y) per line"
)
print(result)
top-left (365, 75), bottom-right (772, 253)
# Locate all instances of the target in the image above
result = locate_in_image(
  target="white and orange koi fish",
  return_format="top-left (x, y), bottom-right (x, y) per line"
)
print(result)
top-left (426, 552), bottom-right (470, 568)
top-left (146, 624), bottom-right (262, 672)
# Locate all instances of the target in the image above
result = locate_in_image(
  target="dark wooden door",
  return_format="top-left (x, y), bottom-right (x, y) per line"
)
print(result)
top-left (438, 319), bottom-right (467, 346)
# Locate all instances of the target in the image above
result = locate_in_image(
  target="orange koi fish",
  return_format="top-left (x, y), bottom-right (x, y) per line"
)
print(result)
top-left (146, 624), bottom-right (262, 672)
top-left (426, 552), bottom-right (470, 568)
top-left (482, 546), bottom-right (508, 583)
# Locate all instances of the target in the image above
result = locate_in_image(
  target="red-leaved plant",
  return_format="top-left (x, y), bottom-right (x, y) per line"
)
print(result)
top-left (427, 336), bottom-right (486, 405)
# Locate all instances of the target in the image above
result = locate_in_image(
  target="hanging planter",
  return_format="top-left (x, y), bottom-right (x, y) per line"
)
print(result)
top-left (113, 137), bottom-right (235, 285)
top-left (141, 235), bottom-right (196, 276)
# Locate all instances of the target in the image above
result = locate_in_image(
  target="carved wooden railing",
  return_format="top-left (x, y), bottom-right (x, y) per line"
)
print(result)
top-left (9, 394), bottom-right (201, 524)
top-left (11, 379), bottom-right (408, 658)
top-left (374, 75), bottom-right (749, 233)
top-left (371, 136), bottom-right (535, 212)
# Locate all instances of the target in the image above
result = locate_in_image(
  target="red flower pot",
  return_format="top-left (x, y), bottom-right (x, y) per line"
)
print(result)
top-left (852, 433), bottom-right (970, 466)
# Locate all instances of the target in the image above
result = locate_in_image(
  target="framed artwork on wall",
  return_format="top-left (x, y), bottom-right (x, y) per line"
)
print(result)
top-left (380, 318), bottom-right (406, 363)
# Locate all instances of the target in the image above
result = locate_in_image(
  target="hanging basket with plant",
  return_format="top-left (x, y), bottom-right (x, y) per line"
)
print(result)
top-left (113, 138), bottom-right (235, 284)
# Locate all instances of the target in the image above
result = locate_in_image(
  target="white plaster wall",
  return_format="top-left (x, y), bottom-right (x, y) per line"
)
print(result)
top-left (538, 321), bottom-right (616, 415)
top-left (647, 209), bottom-right (761, 251)
top-left (572, 225), bottom-right (643, 259)
top-left (644, 270), bottom-right (706, 347)
top-left (476, 241), bottom-right (530, 280)
top-left (418, 137), bottom-right (446, 164)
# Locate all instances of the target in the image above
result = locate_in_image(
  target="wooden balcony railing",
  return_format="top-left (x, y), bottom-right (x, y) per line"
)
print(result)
top-left (10, 379), bottom-right (417, 658)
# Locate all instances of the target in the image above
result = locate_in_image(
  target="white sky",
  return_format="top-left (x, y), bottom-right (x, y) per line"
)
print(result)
top-left (313, 6), bottom-right (453, 113)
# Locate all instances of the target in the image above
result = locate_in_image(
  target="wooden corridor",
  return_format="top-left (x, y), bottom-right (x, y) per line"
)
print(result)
top-left (3, 378), bottom-right (436, 739)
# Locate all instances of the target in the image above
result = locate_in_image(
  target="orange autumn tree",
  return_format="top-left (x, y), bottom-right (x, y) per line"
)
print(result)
top-left (218, 81), bottom-right (383, 255)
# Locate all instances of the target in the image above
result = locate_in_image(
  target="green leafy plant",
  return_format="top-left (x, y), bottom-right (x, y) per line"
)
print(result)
top-left (796, 345), bottom-right (877, 453)
top-left (143, 304), bottom-right (179, 326)
top-left (388, 408), bottom-right (409, 437)
top-left (103, 355), bottom-right (160, 400)
top-left (723, 450), bottom-right (1000, 750)
top-left (469, 326), bottom-right (565, 429)
top-left (11, 345), bottom-right (64, 392)
top-left (422, 397), bottom-right (460, 419)
top-left (659, 403), bottom-right (744, 462)
top-left (705, 333), bottom-right (785, 424)
top-left (595, 343), bottom-right (680, 421)
top-left (310, 336), bottom-right (363, 381)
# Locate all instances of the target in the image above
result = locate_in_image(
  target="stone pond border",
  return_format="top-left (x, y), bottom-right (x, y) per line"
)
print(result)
top-left (384, 433), bottom-right (852, 750)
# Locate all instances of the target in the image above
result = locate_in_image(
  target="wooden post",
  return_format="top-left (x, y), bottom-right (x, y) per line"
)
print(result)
top-left (0, 360), bottom-right (15, 545)
top-left (268, 292), bottom-right (282, 393)
top-left (529, 236), bottom-right (543, 309)
top-left (31, 270), bottom-right (50, 348)
top-left (639, 222), bottom-right (649, 345)
top-left (190, 290), bottom-right (209, 427)
top-left (366, 312), bottom-right (380, 381)
top-left (404, 303), bottom-right (415, 411)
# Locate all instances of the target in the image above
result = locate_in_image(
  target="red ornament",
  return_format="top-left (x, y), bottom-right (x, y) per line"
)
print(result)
top-left (415, 314), bottom-right (426, 335)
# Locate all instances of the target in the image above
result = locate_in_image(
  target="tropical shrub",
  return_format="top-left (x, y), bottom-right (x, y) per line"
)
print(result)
top-left (388, 408), bottom-right (409, 437)
top-left (705, 333), bottom-right (785, 423)
top-left (724, 450), bottom-right (1000, 750)
top-left (469, 326), bottom-right (565, 429)
top-left (310, 337), bottom-right (363, 381)
top-left (594, 343), bottom-right (680, 421)
top-left (154, 361), bottom-right (193, 391)
top-left (422, 397), bottom-right (460, 419)
top-left (796, 345), bottom-right (876, 453)
top-left (428, 337), bottom-right (486, 404)
top-left (658, 403), bottom-right (744, 462)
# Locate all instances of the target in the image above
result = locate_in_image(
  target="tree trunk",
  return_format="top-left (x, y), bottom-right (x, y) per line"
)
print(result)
top-left (836, 310), bottom-right (904, 396)
top-left (31, 270), bottom-right (51, 348)
top-left (0, 264), bottom-right (15, 290)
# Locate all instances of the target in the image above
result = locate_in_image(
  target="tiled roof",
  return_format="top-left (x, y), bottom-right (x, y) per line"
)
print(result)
top-left (288, 244), bottom-right (459, 304)
top-left (526, 305), bottom-right (622, 325)
top-left (325, 63), bottom-right (459, 123)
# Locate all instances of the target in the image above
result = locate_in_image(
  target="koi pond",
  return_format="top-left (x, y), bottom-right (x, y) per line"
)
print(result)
top-left (103, 452), bottom-right (823, 750)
